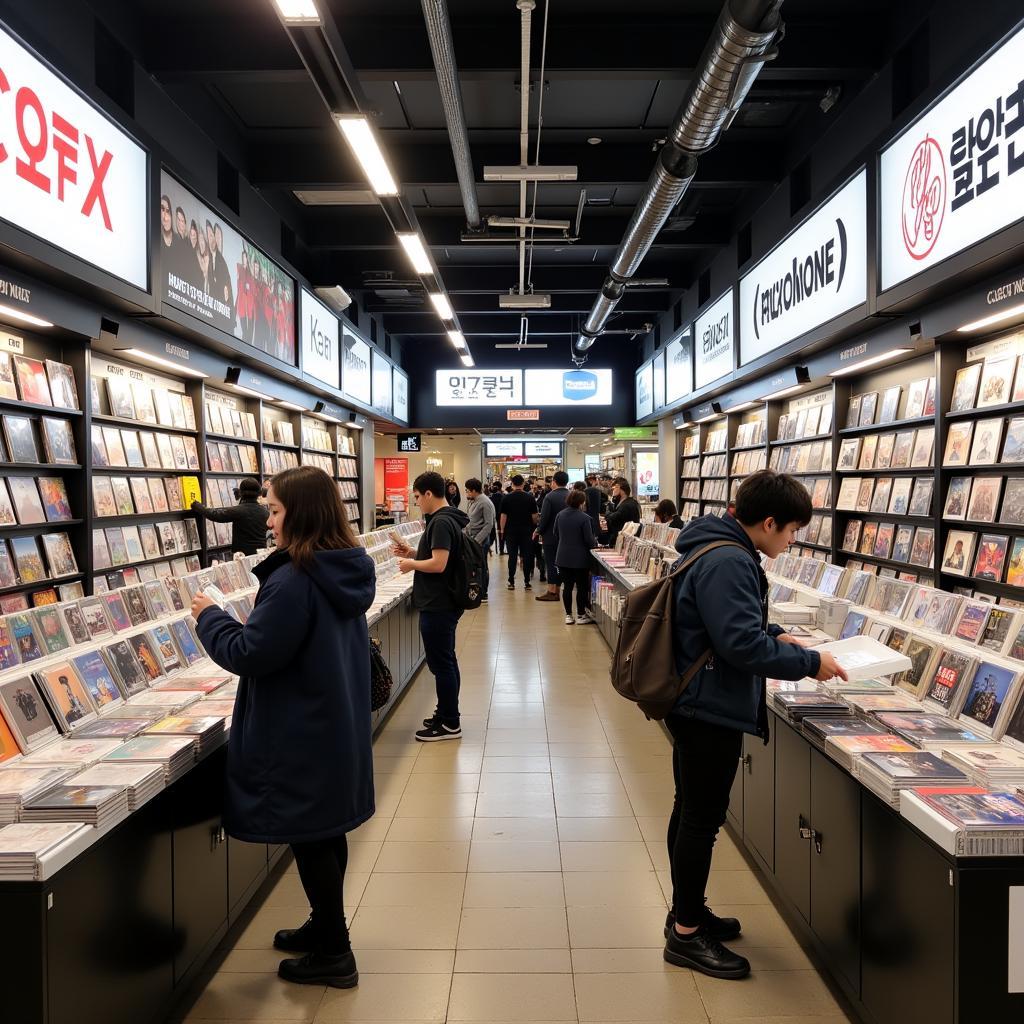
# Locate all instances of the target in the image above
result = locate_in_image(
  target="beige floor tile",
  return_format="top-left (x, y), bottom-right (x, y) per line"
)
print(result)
top-left (552, 773), bottom-right (626, 795)
top-left (694, 969), bottom-right (845, 1019)
top-left (181, 970), bottom-right (326, 1020)
top-left (646, 841), bottom-right (671, 872)
top-left (456, 907), bottom-right (569, 949)
top-left (716, 905), bottom-right (805, 949)
top-left (628, 792), bottom-right (675, 818)
top-left (705, 869), bottom-right (773, 906)
top-left (571, 947), bottom-right (670, 973)
top-left (482, 741), bottom-right (551, 756)
top-left (447, 973), bottom-right (578, 1021)
top-left (562, 871), bottom-right (667, 907)
top-left (568, 905), bottom-right (668, 948)
top-left (217, 947), bottom-right (290, 972)
top-left (462, 872), bottom-right (565, 908)
top-left (401, 774), bottom-right (481, 795)
top-left (313, 972), bottom-right (452, 1021)
top-left (347, 815), bottom-right (395, 842)
top-left (636, 816), bottom-right (671, 845)
top-left (355, 949), bottom-right (456, 974)
top-left (373, 841), bottom-right (470, 873)
top-left (454, 948), bottom-right (572, 973)
top-left (468, 840), bottom-right (562, 872)
top-left (619, 772), bottom-right (676, 795)
top-left (740, 945), bottom-right (817, 971)
top-left (477, 773), bottom-right (554, 795)
top-left (574, 971), bottom-right (707, 1022)
top-left (556, 791), bottom-right (636, 817)
top-left (394, 792), bottom-right (479, 818)
top-left (555, 817), bottom-right (642, 842)
top-left (385, 817), bottom-right (475, 842)
top-left (560, 841), bottom-right (655, 872)
top-left (549, 756), bottom-right (618, 774)
top-left (359, 872), bottom-right (466, 907)
top-left (346, 841), bottom-right (384, 874)
top-left (233, 907), bottom-right (317, 950)
top-left (474, 790), bottom-right (555, 818)
top-left (350, 904), bottom-right (462, 949)
top-left (546, 743), bottom-right (612, 757)
top-left (411, 754), bottom-right (485, 774)
top-left (260, 872), bottom-right (315, 910)
top-left (481, 755), bottom-right (552, 773)
top-left (472, 817), bottom-right (559, 842)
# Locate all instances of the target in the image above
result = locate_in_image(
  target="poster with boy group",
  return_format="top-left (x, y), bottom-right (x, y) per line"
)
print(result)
top-left (158, 171), bottom-right (295, 366)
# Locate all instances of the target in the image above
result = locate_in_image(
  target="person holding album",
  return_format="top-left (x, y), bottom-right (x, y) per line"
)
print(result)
top-left (191, 466), bottom-right (376, 990)
top-left (190, 477), bottom-right (269, 556)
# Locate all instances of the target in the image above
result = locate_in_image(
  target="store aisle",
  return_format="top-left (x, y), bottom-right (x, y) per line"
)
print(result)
top-left (176, 570), bottom-right (853, 1024)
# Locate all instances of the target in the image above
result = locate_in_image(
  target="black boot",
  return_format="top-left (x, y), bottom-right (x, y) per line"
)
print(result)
top-left (664, 926), bottom-right (749, 979)
top-left (274, 917), bottom-right (317, 953)
top-left (664, 906), bottom-right (741, 942)
top-left (278, 950), bottom-right (359, 988)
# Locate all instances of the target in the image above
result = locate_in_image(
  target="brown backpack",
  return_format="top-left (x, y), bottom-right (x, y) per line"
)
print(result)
top-left (610, 540), bottom-right (748, 720)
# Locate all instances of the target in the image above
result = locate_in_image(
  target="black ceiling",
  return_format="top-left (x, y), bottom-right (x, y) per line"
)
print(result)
top-left (131, 0), bottom-right (911, 355)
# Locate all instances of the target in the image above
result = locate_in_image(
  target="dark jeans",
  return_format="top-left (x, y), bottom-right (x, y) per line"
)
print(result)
top-left (559, 566), bottom-right (590, 615)
top-left (480, 537), bottom-right (492, 597)
top-left (505, 533), bottom-right (534, 584)
top-left (291, 834), bottom-right (351, 954)
top-left (664, 714), bottom-right (743, 927)
top-left (535, 538), bottom-right (546, 580)
top-left (419, 608), bottom-right (463, 722)
top-left (543, 542), bottom-right (560, 587)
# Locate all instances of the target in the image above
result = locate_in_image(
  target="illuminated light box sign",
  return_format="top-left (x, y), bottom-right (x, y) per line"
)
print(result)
top-left (372, 348), bottom-right (392, 418)
top-left (694, 290), bottom-right (735, 389)
top-left (881, 23), bottom-right (1024, 291)
top-left (393, 367), bottom-right (409, 423)
top-left (436, 368), bottom-right (613, 407)
top-left (0, 24), bottom-right (148, 289)
top-left (299, 288), bottom-right (339, 388)
top-left (397, 432), bottom-right (420, 453)
top-left (524, 442), bottom-right (562, 457)
top-left (485, 442), bottom-right (524, 457)
top-left (740, 170), bottom-right (867, 366)
top-left (159, 170), bottom-right (296, 364)
top-left (635, 360), bottom-right (654, 419)
top-left (437, 369), bottom-right (523, 406)
top-left (524, 368), bottom-right (613, 406)
top-left (652, 352), bottom-right (666, 410)
top-left (636, 451), bottom-right (660, 498)
top-left (342, 326), bottom-right (371, 406)
top-left (665, 331), bottom-right (693, 404)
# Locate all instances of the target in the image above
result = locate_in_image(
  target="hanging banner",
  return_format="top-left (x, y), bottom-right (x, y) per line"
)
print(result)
top-left (635, 360), bottom-right (654, 419)
top-left (880, 24), bottom-right (1024, 291)
top-left (694, 289), bottom-right (735, 389)
top-left (393, 367), bottom-right (409, 422)
top-left (652, 351), bottom-right (666, 410)
top-left (342, 325), bottom-right (371, 406)
top-left (299, 288), bottom-right (340, 387)
top-left (665, 330), bottom-right (693, 404)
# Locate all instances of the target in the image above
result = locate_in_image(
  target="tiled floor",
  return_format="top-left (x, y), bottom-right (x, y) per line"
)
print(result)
top-left (176, 562), bottom-right (854, 1023)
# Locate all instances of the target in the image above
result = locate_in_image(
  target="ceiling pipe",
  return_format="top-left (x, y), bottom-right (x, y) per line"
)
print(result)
top-left (420, 0), bottom-right (482, 230)
top-left (573, 0), bottom-right (783, 357)
top-left (517, 0), bottom-right (536, 298)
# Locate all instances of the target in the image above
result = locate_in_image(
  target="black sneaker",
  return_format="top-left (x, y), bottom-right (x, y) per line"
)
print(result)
top-left (664, 925), bottom-right (749, 979)
top-left (415, 721), bottom-right (462, 742)
top-left (664, 907), bottom-right (741, 942)
top-left (274, 917), bottom-right (317, 953)
top-left (481, 595), bottom-right (488, 603)
top-left (422, 711), bottom-right (441, 729)
top-left (507, 582), bottom-right (515, 590)
top-left (278, 950), bottom-right (358, 988)
top-left (524, 580), bottom-right (532, 591)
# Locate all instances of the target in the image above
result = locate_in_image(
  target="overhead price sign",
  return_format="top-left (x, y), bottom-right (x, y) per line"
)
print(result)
top-left (739, 169), bottom-right (867, 366)
top-left (694, 289), bottom-right (735, 389)
top-left (880, 24), bottom-right (1024, 291)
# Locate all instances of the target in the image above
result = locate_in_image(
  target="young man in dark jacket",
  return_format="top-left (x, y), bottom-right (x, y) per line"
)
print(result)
top-left (663, 470), bottom-right (847, 980)
top-left (191, 477), bottom-right (269, 555)
top-left (534, 470), bottom-right (570, 601)
top-left (601, 477), bottom-right (641, 546)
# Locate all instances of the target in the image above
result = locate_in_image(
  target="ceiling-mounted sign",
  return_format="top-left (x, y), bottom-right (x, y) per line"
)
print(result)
top-left (160, 170), bottom-right (296, 364)
top-left (0, 24), bottom-right (148, 289)
top-left (299, 288), bottom-right (339, 388)
top-left (392, 367), bottom-right (409, 423)
top-left (397, 432), bottom-right (420, 452)
top-left (694, 289), bottom-right (735, 389)
top-left (372, 348), bottom-right (392, 418)
top-left (524, 441), bottom-right (562, 457)
top-left (508, 409), bottom-right (540, 421)
top-left (635, 360), bottom-right (654, 419)
top-left (342, 325), bottom-right (371, 406)
top-left (881, 24), bottom-right (1024, 291)
top-left (524, 368), bottom-right (613, 406)
top-left (485, 441), bottom-right (524, 457)
top-left (436, 369), bottom-right (524, 406)
top-left (740, 170), bottom-right (867, 366)
top-left (665, 330), bottom-right (693, 404)
top-left (652, 352), bottom-right (666, 410)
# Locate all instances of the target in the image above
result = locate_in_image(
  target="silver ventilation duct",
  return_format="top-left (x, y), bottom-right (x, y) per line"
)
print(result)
top-left (421, 0), bottom-right (482, 230)
top-left (574, 0), bottom-right (783, 355)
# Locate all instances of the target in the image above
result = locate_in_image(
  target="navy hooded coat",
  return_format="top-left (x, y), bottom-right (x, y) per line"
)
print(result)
top-left (195, 547), bottom-right (377, 844)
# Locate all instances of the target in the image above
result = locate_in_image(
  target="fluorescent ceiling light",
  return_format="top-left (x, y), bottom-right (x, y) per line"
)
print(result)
top-left (0, 303), bottom-right (52, 328)
top-left (957, 303), bottom-right (1024, 333)
top-left (429, 293), bottom-right (454, 320)
top-left (723, 400), bottom-right (759, 414)
top-left (336, 117), bottom-right (399, 196)
top-left (276, 400), bottom-right (307, 412)
top-left (115, 348), bottom-right (208, 378)
top-left (397, 232), bottom-right (433, 274)
top-left (483, 165), bottom-right (578, 182)
top-left (761, 384), bottom-right (805, 401)
top-left (293, 189), bottom-right (376, 206)
top-left (829, 348), bottom-right (912, 377)
top-left (447, 330), bottom-right (467, 349)
top-left (460, 354), bottom-right (475, 367)
top-left (271, 0), bottom-right (320, 24)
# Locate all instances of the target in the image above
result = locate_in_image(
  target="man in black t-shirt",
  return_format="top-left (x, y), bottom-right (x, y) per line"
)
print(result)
top-left (392, 471), bottom-right (470, 741)
top-left (499, 474), bottom-right (539, 590)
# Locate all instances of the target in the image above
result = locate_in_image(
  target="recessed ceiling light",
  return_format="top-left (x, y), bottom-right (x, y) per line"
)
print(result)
top-left (587, 137), bottom-right (602, 146)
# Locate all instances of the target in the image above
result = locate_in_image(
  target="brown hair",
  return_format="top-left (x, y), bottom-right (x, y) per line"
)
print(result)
top-left (268, 466), bottom-right (358, 568)
top-left (566, 490), bottom-right (587, 510)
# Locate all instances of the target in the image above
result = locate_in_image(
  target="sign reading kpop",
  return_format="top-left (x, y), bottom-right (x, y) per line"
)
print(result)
top-left (880, 24), bottom-right (1024, 290)
top-left (739, 170), bottom-right (867, 366)
top-left (0, 24), bottom-right (148, 288)
top-left (299, 288), bottom-right (339, 388)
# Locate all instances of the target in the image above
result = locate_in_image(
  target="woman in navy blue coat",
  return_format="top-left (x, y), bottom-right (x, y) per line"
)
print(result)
top-left (552, 490), bottom-right (598, 623)
top-left (192, 466), bottom-right (375, 990)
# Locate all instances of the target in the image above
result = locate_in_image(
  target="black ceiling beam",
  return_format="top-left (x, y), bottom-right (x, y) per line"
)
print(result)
top-left (381, 313), bottom-right (659, 337)
top-left (370, 291), bottom-right (667, 317)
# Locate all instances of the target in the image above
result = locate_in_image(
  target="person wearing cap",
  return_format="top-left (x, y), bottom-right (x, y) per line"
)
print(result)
top-left (191, 477), bottom-right (271, 556)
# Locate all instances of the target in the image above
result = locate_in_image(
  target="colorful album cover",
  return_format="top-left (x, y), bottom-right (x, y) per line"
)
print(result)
top-left (41, 533), bottom-right (78, 578)
top-left (10, 536), bottom-right (46, 583)
top-left (129, 477), bottom-right (154, 514)
top-left (12, 355), bottom-right (52, 406)
top-left (78, 598), bottom-right (113, 640)
top-left (100, 593), bottom-right (132, 633)
top-left (969, 418), bottom-right (1003, 466)
top-left (910, 427), bottom-right (935, 467)
top-left (925, 650), bottom-right (977, 710)
top-left (35, 663), bottom-right (94, 730)
top-left (104, 528), bottom-right (129, 566)
top-left (943, 422), bottom-right (974, 467)
top-left (40, 417), bottom-right (77, 465)
top-left (127, 632), bottom-right (164, 682)
top-left (905, 379), bottom-right (929, 418)
top-left (71, 651), bottom-right (122, 710)
top-left (973, 533), bottom-right (1009, 581)
top-left (7, 476), bottom-right (45, 524)
top-left (1007, 537), bottom-right (1024, 589)
top-left (148, 624), bottom-right (183, 673)
top-left (44, 361), bottom-right (78, 411)
top-left (922, 791), bottom-right (1024, 828)
top-left (0, 353), bottom-right (17, 400)
top-left (977, 355), bottom-right (1016, 407)
top-left (33, 607), bottom-right (69, 655)
top-left (121, 527), bottom-right (145, 564)
top-left (3, 415), bottom-right (39, 463)
top-left (60, 603), bottom-right (90, 647)
top-left (37, 477), bottom-right (72, 522)
top-left (954, 601), bottom-right (992, 644)
top-left (908, 477), bottom-right (934, 517)
top-left (950, 363), bottom-right (981, 412)
top-left (121, 586), bottom-right (150, 627)
top-left (101, 641), bottom-right (149, 698)
top-left (110, 477), bottom-right (135, 517)
top-left (101, 427), bottom-right (127, 467)
top-left (960, 662), bottom-right (1018, 729)
top-left (0, 676), bottom-right (55, 749)
top-left (875, 433), bottom-right (896, 469)
top-left (90, 425), bottom-right (109, 467)
top-left (121, 430), bottom-right (145, 468)
top-left (1002, 417), bottom-right (1024, 463)
top-left (941, 531), bottom-right (975, 577)
top-left (169, 618), bottom-right (203, 665)
top-left (909, 527), bottom-right (935, 568)
top-left (888, 477), bottom-right (912, 515)
top-left (0, 709), bottom-right (21, 762)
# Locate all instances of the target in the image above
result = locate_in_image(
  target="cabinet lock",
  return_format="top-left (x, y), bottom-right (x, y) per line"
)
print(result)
top-left (798, 818), bottom-right (822, 854)
top-left (742, 754), bottom-right (752, 772)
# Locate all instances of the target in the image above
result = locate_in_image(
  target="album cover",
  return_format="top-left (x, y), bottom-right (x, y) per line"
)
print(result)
top-left (148, 624), bottom-right (183, 673)
top-left (897, 637), bottom-right (939, 694)
top-left (841, 519), bottom-right (863, 551)
top-left (0, 592), bottom-right (30, 614)
top-left (90, 425), bottom-right (109, 467)
top-left (41, 533), bottom-right (78, 578)
top-left (3, 415), bottom-right (39, 464)
top-left (0, 353), bottom-right (17, 400)
top-left (59, 602), bottom-right (90, 648)
top-left (906, 378), bottom-right (929, 419)
top-left (960, 662), bottom-right (1018, 729)
top-left (942, 530), bottom-right (976, 577)
top-left (855, 478), bottom-right (875, 513)
top-left (91, 477), bottom-right (118, 519)
top-left (78, 597), bottom-right (113, 640)
top-left (873, 433), bottom-right (895, 470)
top-left (1000, 479), bottom-right (1024, 526)
top-left (870, 477), bottom-right (894, 514)
top-left (966, 476), bottom-right (1002, 523)
top-left (892, 525), bottom-right (914, 563)
top-left (100, 592), bottom-right (132, 633)
top-left (42, 360), bottom-right (78, 411)
top-left (855, 391), bottom-right (876, 427)
top-left (859, 434), bottom-right (879, 470)
top-left (980, 607), bottom-right (1019, 653)
top-left (110, 477), bottom-right (135, 517)
top-left (1007, 537), bottom-right (1024, 589)
top-left (156, 433), bottom-right (175, 469)
top-left (101, 427), bottom-right (127, 468)
top-left (32, 607), bottom-right (69, 655)
top-left (908, 477), bottom-right (934, 518)
top-left (925, 649), bottom-right (978, 712)
top-left (859, 522), bottom-right (879, 556)
top-left (973, 533), bottom-right (1009, 581)
top-left (909, 527), bottom-right (935, 568)
top-left (837, 478), bottom-right (861, 510)
top-left (148, 478), bottom-right (170, 513)
top-left (104, 528), bottom-right (129, 567)
top-left (121, 585), bottom-right (150, 626)
top-left (954, 600), bottom-right (992, 643)
top-left (888, 477), bottom-right (913, 516)
top-left (908, 588), bottom-right (961, 633)
top-left (977, 355), bottom-right (1016, 407)
top-left (168, 392), bottom-right (188, 430)
top-left (121, 430), bottom-right (145, 469)
top-left (873, 523), bottom-right (895, 560)
top-left (139, 524), bottom-right (161, 560)
top-left (139, 432), bottom-right (161, 468)
top-left (10, 536), bottom-right (45, 583)
top-left (943, 422), bottom-right (974, 466)
top-left (105, 377), bottom-right (136, 420)
top-left (837, 438), bottom-right (861, 471)
top-left (1002, 416), bottom-right (1024, 463)
top-left (891, 430), bottom-right (916, 469)
top-left (0, 676), bottom-right (56, 750)
top-left (127, 632), bottom-right (164, 683)
top-left (969, 418), bottom-right (1003, 465)
top-left (34, 662), bottom-right (96, 731)
top-left (910, 427), bottom-right (935, 468)
top-left (131, 383), bottom-right (157, 424)
top-left (7, 476), bottom-right (45, 524)
top-left (942, 476), bottom-right (971, 520)
top-left (951, 363), bottom-right (982, 412)
top-left (12, 355), bottom-right (52, 406)
top-left (38, 477), bottom-right (72, 522)
top-left (39, 417), bottom-right (77, 465)
top-left (101, 640), bottom-right (149, 698)
top-left (153, 388), bottom-right (173, 427)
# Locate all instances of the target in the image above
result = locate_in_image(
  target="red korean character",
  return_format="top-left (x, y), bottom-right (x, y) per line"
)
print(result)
top-left (51, 111), bottom-right (78, 201)
top-left (15, 85), bottom-right (50, 193)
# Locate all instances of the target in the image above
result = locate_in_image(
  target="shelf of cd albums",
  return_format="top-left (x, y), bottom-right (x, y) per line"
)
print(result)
top-left (0, 518), bottom-right (424, 881)
top-left (592, 520), bottom-right (1024, 856)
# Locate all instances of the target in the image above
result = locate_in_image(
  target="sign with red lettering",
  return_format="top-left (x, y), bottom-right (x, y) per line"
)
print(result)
top-left (0, 24), bottom-right (147, 288)
top-left (383, 458), bottom-right (408, 511)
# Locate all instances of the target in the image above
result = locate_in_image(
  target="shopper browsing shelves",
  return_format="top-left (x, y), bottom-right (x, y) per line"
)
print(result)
top-left (463, 478), bottom-right (496, 603)
top-left (391, 471), bottom-right (469, 741)
top-left (601, 477), bottom-right (641, 546)
top-left (189, 466), bottom-right (376, 990)
top-left (663, 470), bottom-right (847, 981)
top-left (190, 477), bottom-right (269, 556)
top-left (552, 489), bottom-right (598, 624)
top-left (499, 474), bottom-right (540, 589)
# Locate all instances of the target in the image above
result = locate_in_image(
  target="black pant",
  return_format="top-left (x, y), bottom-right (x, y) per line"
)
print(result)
top-left (535, 538), bottom-right (546, 580)
top-left (560, 566), bottom-right (590, 615)
top-left (543, 542), bottom-right (560, 587)
top-left (664, 715), bottom-right (743, 927)
top-left (505, 533), bottom-right (534, 583)
top-left (420, 608), bottom-right (463, 721)
top-left (291, 835), bottom-right (351, 954)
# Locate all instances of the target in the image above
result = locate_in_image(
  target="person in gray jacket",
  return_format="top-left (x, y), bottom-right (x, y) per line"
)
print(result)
top-left (464, 478), bottom-right (496, 603)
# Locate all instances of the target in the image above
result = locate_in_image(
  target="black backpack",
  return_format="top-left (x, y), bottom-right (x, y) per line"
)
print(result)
top-left (447, 529), bottom-right (485, 610)
top-left (369, 637), bottom-right (393, 711)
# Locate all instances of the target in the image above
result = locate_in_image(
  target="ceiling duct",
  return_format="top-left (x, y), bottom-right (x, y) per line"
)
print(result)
top-left (573, 0), bottom-right (784, 357)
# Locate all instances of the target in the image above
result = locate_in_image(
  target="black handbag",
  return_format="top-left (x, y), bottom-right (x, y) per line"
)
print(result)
top-left (369, 637), bottom-right (393, 712)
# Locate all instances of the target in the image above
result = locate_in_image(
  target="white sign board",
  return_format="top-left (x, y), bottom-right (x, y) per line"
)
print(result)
top-left (392, 367), bottom-right (409, 422)
top-left (636, 451), bottom-right (660, 498)
top-left (740, 170), bottom-right (867, 365)
top-left (371, 349), bottom-right (392, 417)
top-left (299, 289), bottom-right (339, 387)
top-left (523, 368), bottom-right (613, 406)
top-left (524, 441), bottom-right (562, 457)
top-left (485, 442), bottom-right (524, 457)
top-left (341, 326), bottom-right (371, 406)
top-left (695, 289), bottom-right (735, 389)
top-left (0, 24), bottom-right (148, 288)
top-left (635, 360), bottom-right (654, 419)
top-left (881, 25), bottom-right (1024, 291)
top-left (436, 369), bottom-right (524, 406)
top-left (652, 352), bottom-right (666, 410)
top-left (665, 332), bottom-right (692, 404)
